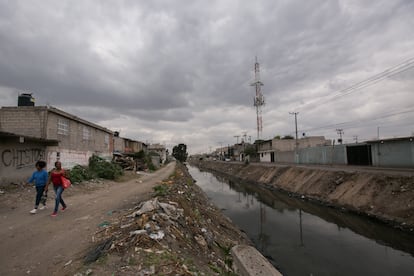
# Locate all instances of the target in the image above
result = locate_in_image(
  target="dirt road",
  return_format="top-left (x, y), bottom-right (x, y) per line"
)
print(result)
top-left (0, 162), bottom-right (175, 276)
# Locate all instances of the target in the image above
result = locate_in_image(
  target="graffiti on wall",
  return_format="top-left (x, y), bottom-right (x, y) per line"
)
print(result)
top-left (1, 148), bottom-right (46, 169)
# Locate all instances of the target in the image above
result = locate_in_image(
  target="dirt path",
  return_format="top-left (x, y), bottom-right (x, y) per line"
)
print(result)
top-left (0, 162), bottom-right (175, 276)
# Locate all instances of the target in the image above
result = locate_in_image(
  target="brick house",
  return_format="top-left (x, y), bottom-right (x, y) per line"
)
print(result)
top-left (0, 106), bottom-right (113, 169)
top-left (0, 131), bottom-right (58, 185)
top-left (113, 135), bottom-right (147, 154)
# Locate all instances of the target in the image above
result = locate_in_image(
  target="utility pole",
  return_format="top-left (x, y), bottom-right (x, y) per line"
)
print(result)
top-left (234, 135), bottom-right (240, 144)
top-left (242, 132), bottom-right (247, 143)
top-left (290, 112), bottom-right (299, 163)
top-left (289, 112), bottom-right (299, 148)
top-left (217, 142), bottom-right (223, 160)
top-left (336, 129), bottom-right (344, 144)
top-left (353, 135), bottom-right (358, 143)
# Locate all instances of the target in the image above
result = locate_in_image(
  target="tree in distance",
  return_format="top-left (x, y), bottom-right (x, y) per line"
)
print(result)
top-left (172, 143), bottom-right (188, 162)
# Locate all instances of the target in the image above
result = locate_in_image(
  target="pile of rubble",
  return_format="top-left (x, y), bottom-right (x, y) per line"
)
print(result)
top-left (112, 154), bottom-right (136, 170)
top-left (82, 163), bottom-right (250, 275)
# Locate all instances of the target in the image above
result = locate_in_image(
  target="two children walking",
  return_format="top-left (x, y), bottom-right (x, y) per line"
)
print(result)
top-left (27, 160), bottom-right (68, 217)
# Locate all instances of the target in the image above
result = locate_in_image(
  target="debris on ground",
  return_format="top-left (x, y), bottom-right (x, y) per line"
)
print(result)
top-left (112, 154), bottom-right (136, 170)
top-left (82, 162), bottom-right (251, 275)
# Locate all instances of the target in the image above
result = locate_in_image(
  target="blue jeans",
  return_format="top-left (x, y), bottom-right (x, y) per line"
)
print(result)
top-left (53, 185), bottom-right (66, 213)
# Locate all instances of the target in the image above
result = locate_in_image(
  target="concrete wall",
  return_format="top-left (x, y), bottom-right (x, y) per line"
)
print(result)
top-left (0, 107), bottom-right (47, 138)
top-left (259, 145), bottom-right (347, 165)
top-left (298, 145), bottom-right (347, 165)
top-left (0, 137), bottom-right (47, 185)
top-left (370, 139), bottom-right (414, 168)
top-left (258, 137), bottom-right (331, 153)
top-left (272, 139), bottom-right (296, 151)
top-left (259, 152), bottom-right (272, 162)
top-left (46, 148), bottom-right (96, 169)
top-left (275, 150), bottom-right (295, 163)
top-left (113, 136), bottom-right (125, 153)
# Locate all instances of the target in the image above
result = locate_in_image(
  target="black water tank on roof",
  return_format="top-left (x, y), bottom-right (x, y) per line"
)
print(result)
top-left (18, 93), bottom-right (35, 106)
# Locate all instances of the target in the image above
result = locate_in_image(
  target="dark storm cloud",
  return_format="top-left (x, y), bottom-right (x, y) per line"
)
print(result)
top-left (0, 0), bottom-right (413, 152)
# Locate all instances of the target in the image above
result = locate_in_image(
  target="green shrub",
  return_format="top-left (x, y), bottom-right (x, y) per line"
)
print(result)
top-left (68, 165), bottom-right (93, 183)
top-left (89, 155), bottom-right (123, 180)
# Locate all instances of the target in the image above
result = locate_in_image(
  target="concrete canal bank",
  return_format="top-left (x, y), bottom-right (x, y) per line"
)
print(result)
top-left (191, 161), bottom-right (414, 230)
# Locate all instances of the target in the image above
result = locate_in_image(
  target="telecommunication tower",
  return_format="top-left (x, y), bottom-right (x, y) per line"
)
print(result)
top-left (251, 57), bottom-right (265, 140)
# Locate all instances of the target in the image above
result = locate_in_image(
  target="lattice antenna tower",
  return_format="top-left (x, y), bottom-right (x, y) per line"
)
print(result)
top-left (251, 56), bottom-right (265, 140)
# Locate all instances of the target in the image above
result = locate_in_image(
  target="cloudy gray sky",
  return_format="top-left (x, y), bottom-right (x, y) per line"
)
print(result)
top-left (1, 0), bottom-right (414, 153)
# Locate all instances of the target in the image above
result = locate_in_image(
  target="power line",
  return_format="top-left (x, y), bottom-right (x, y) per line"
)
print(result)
top-left (298, 107), bottom-right (414, 134)
top-left (296, 56), bottom-right (414, 111)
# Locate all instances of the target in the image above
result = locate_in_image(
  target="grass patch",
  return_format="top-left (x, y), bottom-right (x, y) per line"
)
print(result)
top-left (153, 184), bottom-right (170, 196)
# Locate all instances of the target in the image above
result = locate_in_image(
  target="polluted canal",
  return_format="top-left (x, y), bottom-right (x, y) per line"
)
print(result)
top-left (187, 165), bottom-right (414, 276)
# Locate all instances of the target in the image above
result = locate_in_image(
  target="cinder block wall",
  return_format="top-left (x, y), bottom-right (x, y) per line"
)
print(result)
top-left (0, 107), bottom-right (47, 138)
top-left (0, 137), bottom-right (48, 185)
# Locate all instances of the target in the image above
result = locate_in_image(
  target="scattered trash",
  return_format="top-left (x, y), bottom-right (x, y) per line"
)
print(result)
top-left (194, 234), bottom-right (207, 248)
top-left (85, 162), bottom-right (249, 274)
top-left (85, 268), bottom-right (93, 275)
top-left (98, 221), bottom-right (110, 228)
top-left (149, 230), bottom-right (165, 240)
top-left (130, 199), bottom-right (159, 217)
top-left (130, 229), bottom-right (147, 236)
top-left (64, 260), bottom-right (72, 266)
top-left (120, 223), bottom-right (133, 229)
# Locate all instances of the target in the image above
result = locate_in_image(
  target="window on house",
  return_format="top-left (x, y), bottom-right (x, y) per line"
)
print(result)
top-left (104, 134), bottom-right (109, 145)
top-left (83, 126), bottom-right (91, 140)
top-left (57, 119), bottom-right (69, 135)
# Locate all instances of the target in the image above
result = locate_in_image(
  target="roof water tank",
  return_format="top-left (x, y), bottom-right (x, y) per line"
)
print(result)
top-left (18, 93), bottom-right (35, 106)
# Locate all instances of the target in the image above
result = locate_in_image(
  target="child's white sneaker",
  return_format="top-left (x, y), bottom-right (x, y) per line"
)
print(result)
top-left (30, 209), bottom-right (37, 214)
top-left (39, 205), bottom-right (47, 210)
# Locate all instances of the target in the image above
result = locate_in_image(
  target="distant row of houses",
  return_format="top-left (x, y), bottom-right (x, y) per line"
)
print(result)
top-left (0, 98), bottom-right (167, 185)
top-left (212, 135), bottom-right (414, 168)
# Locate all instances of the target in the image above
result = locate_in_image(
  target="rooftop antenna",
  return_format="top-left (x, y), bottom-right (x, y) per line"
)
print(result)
top-left (251, 56), bottom-right (265, 140)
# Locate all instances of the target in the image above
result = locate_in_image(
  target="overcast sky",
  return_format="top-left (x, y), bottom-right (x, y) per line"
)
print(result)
top-left (1, 0), bottom-right (414, 154)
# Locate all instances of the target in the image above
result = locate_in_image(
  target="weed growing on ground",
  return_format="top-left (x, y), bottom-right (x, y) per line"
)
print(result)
top-left (153, 184), bottom-right (169, 196)
top-left (215, 241), bottom-right (236, 275)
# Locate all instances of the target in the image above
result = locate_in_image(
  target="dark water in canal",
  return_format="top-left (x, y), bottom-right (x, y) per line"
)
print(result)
top-left (187, 165), bottom-right (414, 276)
